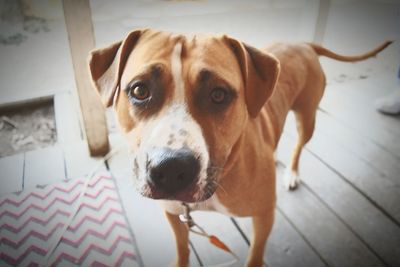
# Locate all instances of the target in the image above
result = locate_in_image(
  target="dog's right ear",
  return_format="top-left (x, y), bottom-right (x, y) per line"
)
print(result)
top-left (88, 29), bottom-right (145, 107)
top-left (223, 36), bottom-right (280, 118)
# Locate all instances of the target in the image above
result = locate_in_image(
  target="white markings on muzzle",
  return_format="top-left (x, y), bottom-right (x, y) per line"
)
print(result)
top-left (131, 41), bottom-right (211, 198)
top-left (144, 104), bottom-right (210, 189)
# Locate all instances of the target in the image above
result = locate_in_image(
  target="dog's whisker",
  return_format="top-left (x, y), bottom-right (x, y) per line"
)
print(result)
top-left (213, 180), bottom-right (228, 196)
top-left (208, 166), bottom-right (224, 170)
top-left (208, 164), bottom-right (224, 171)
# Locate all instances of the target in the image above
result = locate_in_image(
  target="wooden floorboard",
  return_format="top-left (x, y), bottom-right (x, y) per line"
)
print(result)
top-left (284, 112), bottom-right (400, 224)
top-left (236, 211), bottom-right (327, 267)
top-left (4, 74), bottom-right (398, 266)
top-left (278, 133), bottom-right (400, 267)
top-left (0, 153), bottom-right (24, 195)
top-left (23, 145), bottom-right (65, 189)
top-left (325, 77), bottom-right (400, 136)
top-left (291, 125), bottom-right (400, 224)
top-left (275, 163), bottom-right (385, 267)
top-left (53, 91), bottom-right (82, 145)
top-left (320, 76), bottom-right (400, 159)
top-left (63, 140), bottom-right (106, 179)
top-left (314, 111), bottom-right (400, 184)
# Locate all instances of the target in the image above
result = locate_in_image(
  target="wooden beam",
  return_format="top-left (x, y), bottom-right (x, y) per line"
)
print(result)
top-left (314, 0), bottom-right (330, 43)
top-left (298, 0), bottom-right (330, 43)
top-left (62, 0), bottom-right (109, 156)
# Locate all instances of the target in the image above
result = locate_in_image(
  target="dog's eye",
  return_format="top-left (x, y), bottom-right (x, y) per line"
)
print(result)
top-left (210, 88), bottom-right (227, 104)
top-left (128, 83), bottom-right (150, 101)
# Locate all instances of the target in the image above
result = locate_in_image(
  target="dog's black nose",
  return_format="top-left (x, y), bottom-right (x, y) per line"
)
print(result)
top-left (148, 148), bottom-right (200, 194)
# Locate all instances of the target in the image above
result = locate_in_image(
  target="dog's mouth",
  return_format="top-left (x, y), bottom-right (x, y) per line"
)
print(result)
top-left (134, 164), bottom-right (221, 203)
top-left (139, 179), bottom-right (217, 203)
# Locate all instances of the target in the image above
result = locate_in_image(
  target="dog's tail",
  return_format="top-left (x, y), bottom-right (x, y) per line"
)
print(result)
top-left (308, 41), bottom-right (393, 62)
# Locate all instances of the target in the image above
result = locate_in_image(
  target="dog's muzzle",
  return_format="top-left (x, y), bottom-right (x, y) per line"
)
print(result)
top-left (145, 147), bottom-right (201, 201)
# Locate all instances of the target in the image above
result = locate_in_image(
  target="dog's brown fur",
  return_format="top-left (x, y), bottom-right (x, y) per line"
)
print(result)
top-left (88, 29), bottom-right (391, 266)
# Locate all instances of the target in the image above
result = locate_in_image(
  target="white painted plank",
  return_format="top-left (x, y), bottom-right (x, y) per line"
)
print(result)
top-left (0, 153), bottom-right (24, 195)
top-left (236, 211), bottom-right (326, 267)
top-left (324, 74), bottom-right (400, 136)
top-left (285, 109), bottom-right (400, 185)
top-left (106, 134), bottom-right (131, 174)
top-left (314, 111), bottom-right (400, 184)
top-left (54, 91), bottom-right (82, 144)
top-left (278, 133), bottom-right (400, 267)
top-left (286, 115), bottom-right (400, 223)
top-left (24, 145), bottom-right (65, 188)
top-left (107, 134), bottom-right (200, 267)
top-left (63, 140), bottom-right (106, 179)
top-left (275, 160), bottom-right (385, 267)
top-left (320, 77), bottom-right (400, 159)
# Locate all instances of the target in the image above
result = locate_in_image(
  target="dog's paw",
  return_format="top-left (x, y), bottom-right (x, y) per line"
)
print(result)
top-left (283, 168), bottom-right (300, 191)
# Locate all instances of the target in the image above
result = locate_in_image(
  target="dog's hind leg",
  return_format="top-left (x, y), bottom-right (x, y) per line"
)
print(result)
top-left (284, 108), bottom-right (316, 190)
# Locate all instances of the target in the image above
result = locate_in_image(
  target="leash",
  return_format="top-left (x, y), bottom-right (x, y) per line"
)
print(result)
top-left (179, 203), bottom-right (239, 267)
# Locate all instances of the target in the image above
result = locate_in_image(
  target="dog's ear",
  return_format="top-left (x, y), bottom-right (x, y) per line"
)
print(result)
top-left (88, 29), bottom-right (145, 107)
top-left (224, 36), bottom-right (280, 118)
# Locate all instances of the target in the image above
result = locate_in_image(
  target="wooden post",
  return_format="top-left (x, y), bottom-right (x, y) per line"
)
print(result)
top-left (298, 0), bottom-right (330, 43)
top-left (62, 0), bottom-right (109, 156)
top-left (314, 0), bottom-right (330, 44)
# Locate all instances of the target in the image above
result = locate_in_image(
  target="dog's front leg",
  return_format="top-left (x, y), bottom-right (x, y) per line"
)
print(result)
top-left (247, 211), bottom-right (275, 267)
top-left (165, 211), bottom-right (190, 267)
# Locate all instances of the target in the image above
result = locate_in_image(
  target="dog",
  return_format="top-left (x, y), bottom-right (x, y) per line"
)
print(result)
top-left (88, 29), bottom-right (391, 266)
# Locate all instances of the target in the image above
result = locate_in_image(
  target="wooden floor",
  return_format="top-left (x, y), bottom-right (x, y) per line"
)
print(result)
top-left (1, 73), bottom-right (399, 267)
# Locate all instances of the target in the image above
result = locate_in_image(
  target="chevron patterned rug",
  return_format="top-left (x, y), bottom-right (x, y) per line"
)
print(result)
top-left (0, 172), bottom-right (140, 267)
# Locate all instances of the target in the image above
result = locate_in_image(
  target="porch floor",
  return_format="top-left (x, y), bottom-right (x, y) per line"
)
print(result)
top-left (1, 1), bottom-right (400, 266)
top-left (1, 72), bottom-right (400, 267)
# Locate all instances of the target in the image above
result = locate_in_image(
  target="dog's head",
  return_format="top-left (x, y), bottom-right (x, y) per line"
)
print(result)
top-left (89, 29), bottom-right (279, 202)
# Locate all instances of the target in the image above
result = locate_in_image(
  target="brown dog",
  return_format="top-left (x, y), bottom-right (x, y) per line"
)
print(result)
top-left (88, 29), bottom-right (391, 266)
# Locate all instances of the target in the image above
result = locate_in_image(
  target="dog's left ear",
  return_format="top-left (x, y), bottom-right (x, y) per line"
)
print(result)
top-left (88, 29), bottom-right (146, 107)
top-left (224, 36), bottom-right (280, 118)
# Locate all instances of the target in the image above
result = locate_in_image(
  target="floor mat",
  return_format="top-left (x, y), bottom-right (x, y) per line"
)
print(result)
top-left (0, 172), bottom-right (140, 267)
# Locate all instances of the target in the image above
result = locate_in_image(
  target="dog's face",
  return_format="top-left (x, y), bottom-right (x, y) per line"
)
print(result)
top-left (89, 29), bottom-right (279, 203)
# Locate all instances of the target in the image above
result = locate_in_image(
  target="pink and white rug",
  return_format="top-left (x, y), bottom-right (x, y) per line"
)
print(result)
top-left (0, 172), bottom-right (140, 267)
